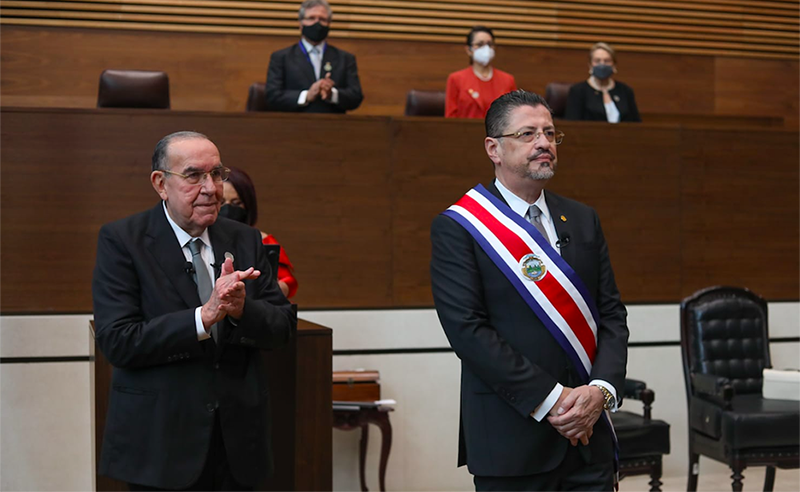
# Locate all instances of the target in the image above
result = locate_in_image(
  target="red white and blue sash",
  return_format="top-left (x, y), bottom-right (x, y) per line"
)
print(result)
top-left (443, 184), bottom-right (600, 382)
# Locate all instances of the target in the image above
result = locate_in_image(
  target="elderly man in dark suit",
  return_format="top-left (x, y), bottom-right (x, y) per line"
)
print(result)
top-left (430, 90), bottom-right (629, 491)
top-left (92, 131), bottom-right (296, 490)
top-left (265, 0), bottom-right (363, 113)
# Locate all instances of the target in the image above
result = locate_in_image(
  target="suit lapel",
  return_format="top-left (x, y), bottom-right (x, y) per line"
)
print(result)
top-left (208, 220), bottom-right (234, 281)
top-left (545, 191), bottom-right (577, 267)
top-left (144, 204), bottom-right (201, 309)
top-left (293, 43), bottom-right (318, 84)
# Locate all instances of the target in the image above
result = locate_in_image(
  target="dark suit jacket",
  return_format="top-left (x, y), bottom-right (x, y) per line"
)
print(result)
top-left (564, 80), bottom-right (641, 122)
top-left (430, 183), bottom-right (628, 477)
top-left (265, 42), bottom-right (363, 113)
top-left (92, 203), bottom-right (296, 489)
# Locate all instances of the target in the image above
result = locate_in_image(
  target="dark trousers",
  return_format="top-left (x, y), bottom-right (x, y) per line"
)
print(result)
top-left (128, 412), bottom-right (251, 491)
top-left (474, 444), bottom-right (614, 491)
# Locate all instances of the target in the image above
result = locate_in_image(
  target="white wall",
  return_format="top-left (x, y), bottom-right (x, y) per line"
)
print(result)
top-left (1, 304), bottom-right (798, 491)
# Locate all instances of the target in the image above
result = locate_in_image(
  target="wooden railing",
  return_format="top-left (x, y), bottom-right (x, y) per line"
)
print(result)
top-left (1, 0), bottom-right (798, 59)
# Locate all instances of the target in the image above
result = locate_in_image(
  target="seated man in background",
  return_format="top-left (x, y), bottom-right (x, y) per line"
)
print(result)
top-left (92, 131), bottom-right (296, 490)
top-left (266, 0), bottom-right (364, 113)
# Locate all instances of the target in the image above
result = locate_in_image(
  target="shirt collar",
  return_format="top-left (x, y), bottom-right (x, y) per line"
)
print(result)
top-left (494, 179), bottom-right (552, 223)
top-left (162, 201), bottom-right (211, 249)
top-left (301, 38), bottom-right (326, 54)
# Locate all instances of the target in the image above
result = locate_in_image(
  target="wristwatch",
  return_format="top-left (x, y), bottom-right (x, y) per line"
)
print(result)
top-left (596, 385), bottom-right (614, 410)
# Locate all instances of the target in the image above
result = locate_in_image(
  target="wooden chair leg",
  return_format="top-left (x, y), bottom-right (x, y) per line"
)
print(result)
top-left (730, 466), bottom-right (744, 492)
top-left (763, 466), bottom-right (776, 492)
top-left (648, 457), bottom-right (663, 492)
top-left (687, 451), bottom-right (700, 492)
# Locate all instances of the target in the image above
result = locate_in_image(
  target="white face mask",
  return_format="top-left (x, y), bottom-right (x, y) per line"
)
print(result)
top-left (472, 45), bottom-right (495, 66)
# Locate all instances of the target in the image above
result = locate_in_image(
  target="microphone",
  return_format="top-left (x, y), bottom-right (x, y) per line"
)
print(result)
top-left (556, 233), bottom-right (571, 249)
top-left (184, 262), bottom-right (195, 275)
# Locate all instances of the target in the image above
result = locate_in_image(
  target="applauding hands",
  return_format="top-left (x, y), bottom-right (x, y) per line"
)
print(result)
top-left (201, 257), bottom-right (261, 328)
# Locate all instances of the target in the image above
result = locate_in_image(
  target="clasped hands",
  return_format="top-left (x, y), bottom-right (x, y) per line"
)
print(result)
top-left (200, 257), bottom-right (260, 328)
top-left (307, 73), bottom-right (335, 102)
top-left (547, 385), bottom-right (605, 447)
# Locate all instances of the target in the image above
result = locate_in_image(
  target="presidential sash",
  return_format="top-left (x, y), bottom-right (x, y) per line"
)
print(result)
top-left (443, 184), bottom-right (619, 483)
top-left (443, 184), bottom-right (600, 381)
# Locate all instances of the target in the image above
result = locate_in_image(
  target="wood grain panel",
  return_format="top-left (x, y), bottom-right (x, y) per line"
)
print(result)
top-left (679, 127), bottom-right (800, 300)
top-left (1, 108), bottom-right (798, 313)
top-left (1, 0), bottom-right (797, 59)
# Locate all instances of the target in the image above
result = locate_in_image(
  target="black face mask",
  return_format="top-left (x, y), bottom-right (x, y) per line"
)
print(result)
top-left (219, 204), bottom-right (248, 224)
top-left (302, 22), bottom-right (329, 43)
top-left (591, 64), bottom-right (614, 80)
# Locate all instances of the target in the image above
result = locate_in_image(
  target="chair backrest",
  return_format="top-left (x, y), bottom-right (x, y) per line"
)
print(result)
top-left (246, 82), bottom-right (268, 112)
top-left (97, 69), bottom-right (170, 109)
top-left (680, 286), bottom-right (771, 397)
top-left (404, 90), bottom-right (446, 117)
top-left (544, 82), bottom-right (572, 118)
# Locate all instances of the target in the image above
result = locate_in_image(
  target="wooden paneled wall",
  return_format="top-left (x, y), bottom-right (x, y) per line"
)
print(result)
top-left (1, 1), bottom-right (797, 59)
top-left (2, 25), bottom-right (798, 124)
top-left (1, 108), bottom-right (798, 314)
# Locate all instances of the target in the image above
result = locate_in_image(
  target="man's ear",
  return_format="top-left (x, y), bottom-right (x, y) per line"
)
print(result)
top-left (485, 137), bottom-right (502, 167)
top-left (464, 45), bottom-right (473, 58)
top-left (151, 171), bottom-right (168, 201)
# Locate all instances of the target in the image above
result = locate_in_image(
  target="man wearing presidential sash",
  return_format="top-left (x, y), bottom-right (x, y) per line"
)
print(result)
top-left (430, 90), bottom-right (629, 491)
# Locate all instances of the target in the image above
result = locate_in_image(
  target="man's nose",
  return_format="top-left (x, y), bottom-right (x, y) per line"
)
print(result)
top-left (200, 173), bottom-right (217, 193)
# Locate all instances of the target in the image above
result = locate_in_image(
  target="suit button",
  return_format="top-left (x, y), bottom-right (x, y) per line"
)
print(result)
top-left (207, 403), bottom-right (215, 412)
top-left (510, 396), bottom-right (517, 402)
top-left (215, 363), bottom-right (220, 370)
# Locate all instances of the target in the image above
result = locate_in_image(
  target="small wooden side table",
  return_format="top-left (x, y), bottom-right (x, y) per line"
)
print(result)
top-left (333, 404), bottom-right (394, 492)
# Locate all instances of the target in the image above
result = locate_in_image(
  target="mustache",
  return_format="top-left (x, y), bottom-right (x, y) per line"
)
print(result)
top-left (528, 150), bottom-right (555, 162)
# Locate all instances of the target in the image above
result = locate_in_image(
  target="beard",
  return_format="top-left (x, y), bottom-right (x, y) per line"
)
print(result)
top-left (520, 150), bottom-right (557, 180)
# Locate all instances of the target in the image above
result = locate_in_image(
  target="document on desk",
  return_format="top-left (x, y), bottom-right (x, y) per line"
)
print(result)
top-left (332, 399), bottom-right (397, 410)
top-left (763, 368), bottom-right (800, 401)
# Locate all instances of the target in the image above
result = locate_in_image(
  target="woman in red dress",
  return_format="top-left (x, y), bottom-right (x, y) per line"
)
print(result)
top-left (445, 26), bottom-right (518, 119)
top-left (220, 167), bottom-right (298, 298)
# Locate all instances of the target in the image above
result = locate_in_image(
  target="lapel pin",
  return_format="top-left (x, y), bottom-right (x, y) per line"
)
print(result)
top-left (560, 215), bottom-right (567, 222)
top-left (324, 61), bottom-right (332, 72)
top-left (224, 252), bottom-right (235, 263)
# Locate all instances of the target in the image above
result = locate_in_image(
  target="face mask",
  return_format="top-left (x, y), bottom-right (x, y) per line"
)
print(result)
top-left (219, 204), bottom-right (248, 224)
top-left (592, 64), bottom-right (614, 80)
top-left (302, 22), bottom-right (329, 43)
top-left (472, 45), bottom-right (495, 66)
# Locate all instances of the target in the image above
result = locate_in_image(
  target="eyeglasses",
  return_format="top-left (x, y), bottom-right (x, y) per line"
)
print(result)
top-left (302, 15), bottom-right (330, 25)
top-left (494, 129), bottom-right (565, 145)
top-left (471, 41), bottom-right (495, 49)
top-left (162, 166), bottom-right (231, 185)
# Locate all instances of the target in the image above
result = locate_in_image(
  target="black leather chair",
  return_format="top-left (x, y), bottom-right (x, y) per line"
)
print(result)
top-left (404, 90), bottom-right (445, 116)
top-left (246, 82), bottom-right (268, 112)
top-left (612, 378), bottom-right (671, 491)
top-left (681, 286), bottom-right (799, 491)
top-left (97, 69), bottom-right (170, 109)
top-left (544, 82), bottom-right (572, 118)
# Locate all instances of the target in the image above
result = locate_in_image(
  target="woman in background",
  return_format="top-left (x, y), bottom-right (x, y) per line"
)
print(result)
top-left (564, 42), bottom-right (641, 123)
top-left (445, 25), bottom-right (517, 118)
top-left (220, 167), bottom-right (298, 298)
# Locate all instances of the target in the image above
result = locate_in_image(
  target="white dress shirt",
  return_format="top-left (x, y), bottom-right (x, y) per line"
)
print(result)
top-left (163, 202), bottom-right (214, 341)
top-left (494, 180), bottom-right (618, 420)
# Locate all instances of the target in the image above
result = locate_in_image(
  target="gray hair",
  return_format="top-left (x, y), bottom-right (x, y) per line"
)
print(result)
top-left (151, 131), bottom-right (209, 173)
top-left (485, 90), bottom-right (552, 138)
top-left (298, 0), bottom-right (332, 21)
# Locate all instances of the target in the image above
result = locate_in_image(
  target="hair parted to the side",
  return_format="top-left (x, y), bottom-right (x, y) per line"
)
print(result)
top-left (226, 167), bottom-right (259, 227)
top-left (485, 90), bottom-right (552, 137)
top-left (466, 25), bottom-right (494, 46)
top-left (298, 0), bottom-right (332, 20)
top-left (151, 131), bottom-right (210, 173)
top-left (589, 42), bottom-right (617, 64)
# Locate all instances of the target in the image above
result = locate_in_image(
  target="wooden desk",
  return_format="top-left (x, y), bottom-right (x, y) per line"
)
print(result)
top-left (90, 318), bottom-right (332, 491)
top-left (2, 108), bottom-right (797, 310)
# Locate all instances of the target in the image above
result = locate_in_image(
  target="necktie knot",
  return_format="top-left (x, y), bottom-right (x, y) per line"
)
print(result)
top-left (188, 238), bottom-right (203, 257)
top-left (527, 205), bottom-right (542, 221)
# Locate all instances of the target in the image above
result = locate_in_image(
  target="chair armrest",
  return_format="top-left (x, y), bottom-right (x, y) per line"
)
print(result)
top-left (623, 378), bottom-right (655, 420)
top-left (623, 378), bottom-right (647, 400)
top-left (692, 372), bottom-right (734, 408)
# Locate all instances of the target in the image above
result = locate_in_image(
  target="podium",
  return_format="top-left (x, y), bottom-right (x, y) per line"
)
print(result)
top-left (90, 318), bottom-right (332, 491)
